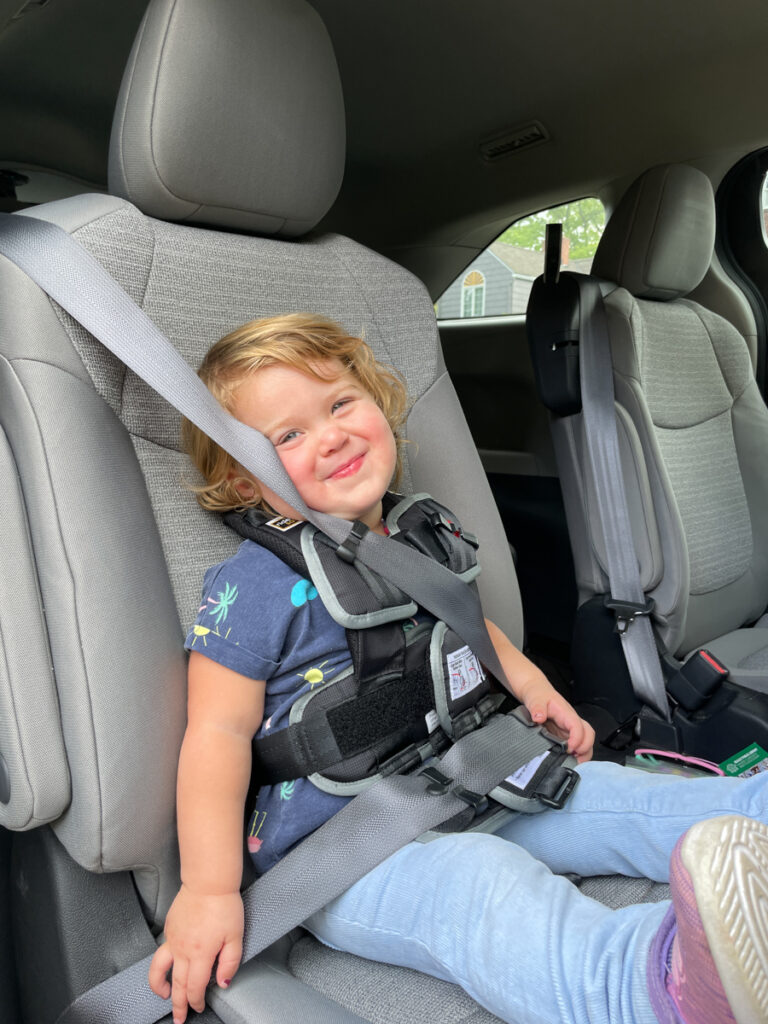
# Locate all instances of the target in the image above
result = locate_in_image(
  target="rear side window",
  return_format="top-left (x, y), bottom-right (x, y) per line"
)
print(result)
top-left (436, 198), bottom-right (605, 320)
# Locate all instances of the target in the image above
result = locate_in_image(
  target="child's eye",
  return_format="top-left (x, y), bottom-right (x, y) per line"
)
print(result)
top-left (332, 398), bottom-right (352, 413)
top-left (276, 429), bottom-right (301, 445)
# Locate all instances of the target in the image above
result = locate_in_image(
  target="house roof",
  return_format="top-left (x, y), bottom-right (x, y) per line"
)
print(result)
top-left (488, 240), bottom-right (594, 277)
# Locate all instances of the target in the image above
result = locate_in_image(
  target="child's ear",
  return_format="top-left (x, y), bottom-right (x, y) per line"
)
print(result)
top-left (227, 470), bottom-right (258, 500)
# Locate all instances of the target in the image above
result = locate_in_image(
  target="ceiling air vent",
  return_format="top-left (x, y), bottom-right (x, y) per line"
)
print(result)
top-left (480, 121), bottom-right (550, 162)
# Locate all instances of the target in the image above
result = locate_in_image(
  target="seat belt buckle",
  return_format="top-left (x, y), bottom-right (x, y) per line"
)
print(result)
top-left (666, 648), bottom-right (729, 712)
top-left (603, 595), bottom-right (655, 635)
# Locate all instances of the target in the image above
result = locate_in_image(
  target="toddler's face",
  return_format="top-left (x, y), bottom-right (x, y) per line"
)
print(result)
top-left (231, 358), bottom-right (397, 532)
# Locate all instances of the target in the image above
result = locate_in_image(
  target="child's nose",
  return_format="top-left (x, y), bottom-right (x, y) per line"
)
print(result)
top-left (318, 422), bottom-right (347, 453)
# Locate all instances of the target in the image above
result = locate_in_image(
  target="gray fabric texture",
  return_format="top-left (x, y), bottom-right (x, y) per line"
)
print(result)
top-left (634, 299), bottom-right (754, 597)
top-left (602, 285), bottom-right (768, 656)
top-left (592, 164), bottom-right (715, 300)
top-left (289, 936), bottom-right (504, 1024)
top-left (109, 0), bottom-right (345, 236)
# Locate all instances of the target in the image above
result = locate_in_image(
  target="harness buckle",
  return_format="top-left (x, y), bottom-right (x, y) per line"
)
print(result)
top-left (336, 520), bottom-right (370, 564)
top-left (603, 595), bottom-right (655, 635)
top-left (535, 766), bottom-right (579, 810)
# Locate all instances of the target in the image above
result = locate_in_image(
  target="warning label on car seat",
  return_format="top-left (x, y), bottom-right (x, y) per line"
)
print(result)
top-left (447, 645), bottom-right (485, 699)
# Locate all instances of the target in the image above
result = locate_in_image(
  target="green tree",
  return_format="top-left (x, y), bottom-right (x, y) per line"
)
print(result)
top-left (498, 198), bottom-right (605, 260)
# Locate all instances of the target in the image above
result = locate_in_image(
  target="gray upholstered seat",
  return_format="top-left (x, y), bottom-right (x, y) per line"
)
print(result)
top-left (552, 163), bottom-right (768, 695)
top-left (0, 2), bottom-right (667, 1022)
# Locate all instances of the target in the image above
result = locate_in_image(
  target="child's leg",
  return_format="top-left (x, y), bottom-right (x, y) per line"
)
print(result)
top-left (306, 817), bottom-right (768, 1024)
top-left (305, 830), bottom-right (667, 1024)
top-left (497, 760), bottom-right (768, 880)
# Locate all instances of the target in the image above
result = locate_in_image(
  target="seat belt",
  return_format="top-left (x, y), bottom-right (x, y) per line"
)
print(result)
top-left (0, 211), bottom-right (508, 686)
top-left (55, 712), bottom-right (566, 1024)
top-left (0, 212), bottom-right (577, 1023)
top-left (569, 272), bottom-right (670, 721)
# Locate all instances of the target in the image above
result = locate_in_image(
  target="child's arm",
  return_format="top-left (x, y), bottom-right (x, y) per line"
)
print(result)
top-left (148, 651), bottom-right (266, 1023)
top-left (484, 618), bottom-right (594, 763)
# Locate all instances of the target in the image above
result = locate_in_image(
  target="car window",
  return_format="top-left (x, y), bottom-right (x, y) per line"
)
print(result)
top-left (436, 197), bottom-right (605, 320)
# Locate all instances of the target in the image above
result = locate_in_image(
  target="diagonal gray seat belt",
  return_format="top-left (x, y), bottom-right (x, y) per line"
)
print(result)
top-left (0, 211), bottom-right (507, 685)
top-left (0, 212), bottom-right (576, 1024)
top-left (572, 275), bottom-right (669, 720)
top-left (54, 712), bottom-right (556, 1024)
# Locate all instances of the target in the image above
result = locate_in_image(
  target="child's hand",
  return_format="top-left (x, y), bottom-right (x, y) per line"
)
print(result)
top-left (148, 884), bottom-right (244, 1023)
top-left (524, 687), bottom-right (595, 763)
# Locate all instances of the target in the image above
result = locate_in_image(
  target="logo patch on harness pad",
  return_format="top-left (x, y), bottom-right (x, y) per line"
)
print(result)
top-left (265, 515), bottom-right (302, 531)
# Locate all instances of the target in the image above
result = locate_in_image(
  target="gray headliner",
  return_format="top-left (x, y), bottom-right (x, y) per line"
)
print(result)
top-left (2, 0), bottom-right (768, 294)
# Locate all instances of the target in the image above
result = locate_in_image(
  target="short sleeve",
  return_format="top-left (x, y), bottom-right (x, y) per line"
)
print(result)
top-left (184, 542), bottom-right (298, 681)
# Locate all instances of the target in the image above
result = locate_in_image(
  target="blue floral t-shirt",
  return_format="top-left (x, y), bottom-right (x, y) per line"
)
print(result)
top-left (184, 539), bottom-right (353, 873)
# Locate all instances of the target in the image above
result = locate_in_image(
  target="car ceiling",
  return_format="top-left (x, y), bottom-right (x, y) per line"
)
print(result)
top-left (3, 0), bottom-right (768, 294)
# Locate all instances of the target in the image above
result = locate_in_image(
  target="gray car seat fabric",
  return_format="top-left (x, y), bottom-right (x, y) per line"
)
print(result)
top-left (554, 163), bottom-right (768, 691)
top-left (0, 1), bottom-right (670, 1022)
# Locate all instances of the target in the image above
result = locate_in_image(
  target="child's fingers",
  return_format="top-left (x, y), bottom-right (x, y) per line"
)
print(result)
top-left (169, 955), bottom-right (191, 1024)
top-left (185, 954), bottom-right (214, 1014)
top-left (148, 943), bottom-right (173, 1000)
top-left (527, 700), bottom-right (548, 724)
top-left (569, 719), bottom-right (595, 762)
top-left (216, 936), bottom-right (243, 989)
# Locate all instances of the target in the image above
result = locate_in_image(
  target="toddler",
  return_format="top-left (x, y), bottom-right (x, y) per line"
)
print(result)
top-left (149, 313), bottom-right (768, 1024)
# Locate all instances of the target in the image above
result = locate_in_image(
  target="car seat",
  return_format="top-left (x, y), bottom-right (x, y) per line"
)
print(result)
top-left (528, 163), bottom-right (768, 743)
top-left (0, 2), bottom-right (668, 1022)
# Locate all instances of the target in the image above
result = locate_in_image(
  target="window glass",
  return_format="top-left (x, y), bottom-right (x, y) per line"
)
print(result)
top-left (436, 197), bottom-right (605, 320)
top-left (761, 172), bottom-right (768, 247)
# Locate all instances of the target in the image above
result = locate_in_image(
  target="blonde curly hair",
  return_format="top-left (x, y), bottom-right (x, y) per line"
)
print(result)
top-left (182, 313), bottom-right (409, 513)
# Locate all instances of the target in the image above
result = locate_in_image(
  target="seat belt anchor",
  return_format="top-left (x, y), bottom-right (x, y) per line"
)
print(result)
top-left (603, 595), bottom-right (655, 635)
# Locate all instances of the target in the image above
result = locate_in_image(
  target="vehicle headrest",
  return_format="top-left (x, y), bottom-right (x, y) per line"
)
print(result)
top-left (591, 163), bottom-right (716, 300)
top-left (108, 0), bottom-right (345, 237)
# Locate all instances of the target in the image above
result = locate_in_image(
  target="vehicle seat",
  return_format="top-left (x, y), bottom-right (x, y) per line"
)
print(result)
top-left (0, 2), bottom-right (667, 1022)
top-left (545, 163), bottom-right (768, 699)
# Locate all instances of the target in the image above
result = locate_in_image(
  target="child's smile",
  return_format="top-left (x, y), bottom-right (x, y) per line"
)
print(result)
top-left (231, 359), bottom-right (397, 532)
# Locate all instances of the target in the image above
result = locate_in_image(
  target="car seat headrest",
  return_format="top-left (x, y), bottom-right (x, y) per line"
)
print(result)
top-left (592, 163), bottom-right (716, 300)
top-left (108, 0), bottom-right (346, 237)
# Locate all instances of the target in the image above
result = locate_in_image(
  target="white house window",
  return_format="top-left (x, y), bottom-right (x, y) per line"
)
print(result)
top-left (437, 197), bottom-right (606, 321)
top-left (462, 270), bottom-right (485, 316)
